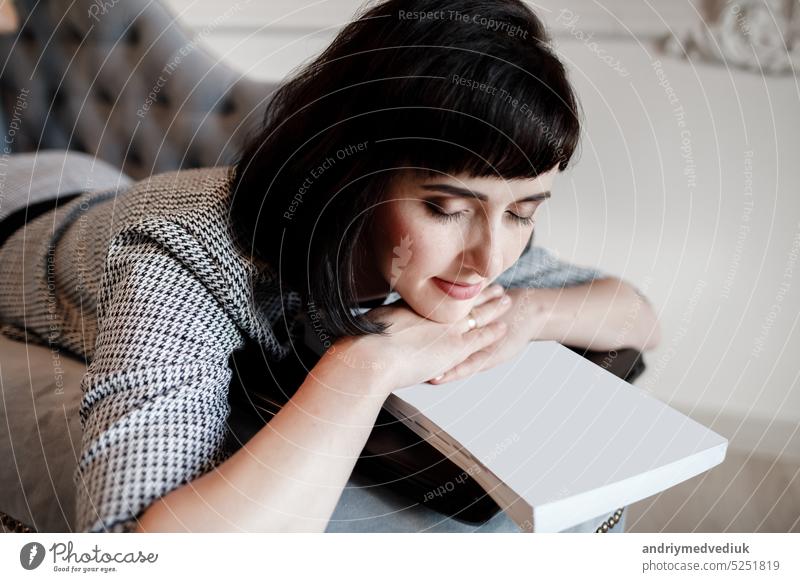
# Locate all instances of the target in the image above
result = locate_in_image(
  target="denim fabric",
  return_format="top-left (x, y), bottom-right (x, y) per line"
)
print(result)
top-left (325, 470), bottom-right (626, 533)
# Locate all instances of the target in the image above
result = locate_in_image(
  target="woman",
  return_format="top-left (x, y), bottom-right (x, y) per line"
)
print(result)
top-left (0, 0), bottom-right (659, 533)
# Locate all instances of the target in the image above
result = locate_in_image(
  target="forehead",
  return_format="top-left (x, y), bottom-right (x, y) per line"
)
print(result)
top-left (407, 166), bottom-right (559, 199)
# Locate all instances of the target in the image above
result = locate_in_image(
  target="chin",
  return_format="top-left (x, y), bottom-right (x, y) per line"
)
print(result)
top-left (400, 285), bottom-right (473, 324)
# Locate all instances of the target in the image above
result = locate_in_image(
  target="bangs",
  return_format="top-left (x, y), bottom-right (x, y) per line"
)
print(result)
top-left (343, 46), bottom-right (581, 181)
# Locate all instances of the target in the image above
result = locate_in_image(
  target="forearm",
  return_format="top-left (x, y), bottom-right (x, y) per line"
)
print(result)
top-left (134, 344), bottom-right (391, 532)
top-left (528, 277), bottom-right (661, 352)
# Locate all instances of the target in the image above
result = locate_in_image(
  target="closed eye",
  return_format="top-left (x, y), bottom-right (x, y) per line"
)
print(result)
top-left (507, 211), bottom-right (535, 226)
top-left (424, 202), bottom-right (535, 226)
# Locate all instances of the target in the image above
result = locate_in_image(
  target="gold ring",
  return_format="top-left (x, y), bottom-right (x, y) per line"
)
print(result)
top-left (467, 309), bottom-right (478, 330)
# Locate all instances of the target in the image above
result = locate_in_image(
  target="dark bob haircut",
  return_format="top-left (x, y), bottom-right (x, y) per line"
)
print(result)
top-left (228, 0), bottom-right (582, 341)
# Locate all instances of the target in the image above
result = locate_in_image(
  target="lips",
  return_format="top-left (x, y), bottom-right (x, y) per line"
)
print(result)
top-left (432, 277), bottom-right (483, 300)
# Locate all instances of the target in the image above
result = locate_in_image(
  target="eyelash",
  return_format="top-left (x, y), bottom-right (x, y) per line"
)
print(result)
top-left (424, 203), bottom-right (536, 226)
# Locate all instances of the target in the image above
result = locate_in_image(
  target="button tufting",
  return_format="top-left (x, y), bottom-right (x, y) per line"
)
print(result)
top-left (218, 96), bottom-right (236, 115)
top-left (127, 25), bottom-right (140, 46)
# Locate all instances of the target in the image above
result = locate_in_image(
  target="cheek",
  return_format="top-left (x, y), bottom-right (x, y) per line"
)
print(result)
top-left (379, 205), bottom-right (458, 280)
top-left (495, 239), bottom-right (532, 283)
top-left (507, 235), bottom-right (531, 268)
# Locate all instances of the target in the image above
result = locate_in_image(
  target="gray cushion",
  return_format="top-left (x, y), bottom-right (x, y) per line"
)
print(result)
top-left (0, 334), bottom-right (86, 532)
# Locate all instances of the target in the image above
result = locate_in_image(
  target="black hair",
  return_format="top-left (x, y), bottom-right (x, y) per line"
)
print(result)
top-left (228, 0), bottom-right (582, 341)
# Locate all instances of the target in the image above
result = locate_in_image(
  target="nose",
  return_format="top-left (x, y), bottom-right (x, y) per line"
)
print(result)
top-left (461, 223), bottom-right (504, 281)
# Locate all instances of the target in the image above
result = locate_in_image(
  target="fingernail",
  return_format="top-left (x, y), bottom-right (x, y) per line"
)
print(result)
top-left (434, 374), bottom-right (445, 381)
top-left (500, 294), bottom-right (511, 304)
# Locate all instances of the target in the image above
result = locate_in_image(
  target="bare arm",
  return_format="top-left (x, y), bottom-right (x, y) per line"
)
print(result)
top-left (527, 277), bottom-right (661, 352)
top-left (133, 340), bottom-right (392, 532)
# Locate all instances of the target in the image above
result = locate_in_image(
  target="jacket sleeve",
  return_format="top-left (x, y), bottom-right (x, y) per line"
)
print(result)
top-left (494, 244), bottom-right (608, 290)
top-left (73, 231), bottom-right (245, 533)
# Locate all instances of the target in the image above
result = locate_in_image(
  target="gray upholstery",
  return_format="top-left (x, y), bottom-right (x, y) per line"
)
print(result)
top-left (0, 334), bottom-right (86, 532)
top-left (0, 0), bottom-right (276, 180)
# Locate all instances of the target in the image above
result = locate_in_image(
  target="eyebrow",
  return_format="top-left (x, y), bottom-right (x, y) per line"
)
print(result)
top-left (420, 184), bottom-right (551, 203)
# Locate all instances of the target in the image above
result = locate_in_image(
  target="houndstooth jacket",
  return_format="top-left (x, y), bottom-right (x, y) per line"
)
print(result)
top-left (0, 165), bottom-right (606, 533)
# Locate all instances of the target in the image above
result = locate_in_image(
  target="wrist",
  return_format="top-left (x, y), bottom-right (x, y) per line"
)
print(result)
top-left (517, 287), bottom-right (574, 343)
top-left (319, 335), bottom-right (396, 398)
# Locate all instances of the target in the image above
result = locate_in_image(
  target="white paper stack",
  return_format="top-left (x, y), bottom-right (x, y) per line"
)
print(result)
top-left (384, 340), bottom-right (728, 532)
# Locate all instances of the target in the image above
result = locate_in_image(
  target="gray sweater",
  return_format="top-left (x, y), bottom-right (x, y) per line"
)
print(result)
top-left (0, 165), bottom-right (605, 533)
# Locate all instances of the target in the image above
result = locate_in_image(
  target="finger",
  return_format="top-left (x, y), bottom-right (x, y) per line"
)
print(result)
top-left (428, 322), bottom-right (513, 384)
top-left (429, 348), bottom-right (494, 384)
top-left (430, 331), bottom-right (512, 384)
top-left (463, 293), bottom-right (511, 332)
top-left (462, 319), bottom-right (507, 354)
top-left (427, 321), bottom-right (506, 383)
top-left (470, 283), bottom-right (505, 308)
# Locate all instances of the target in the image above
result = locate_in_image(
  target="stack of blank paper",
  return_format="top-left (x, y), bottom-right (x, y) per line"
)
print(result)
top-left (385, 340), bottom-right (728, 532)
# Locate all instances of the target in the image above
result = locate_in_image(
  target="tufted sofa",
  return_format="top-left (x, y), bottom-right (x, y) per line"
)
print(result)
top-left (0, 0), bottom-right (275, 179)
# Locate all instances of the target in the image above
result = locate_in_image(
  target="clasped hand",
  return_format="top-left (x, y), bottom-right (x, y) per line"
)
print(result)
top-left (348, 284), bottom-right (540, 391)
top-left (428, 285), bottom-right (537, 385)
